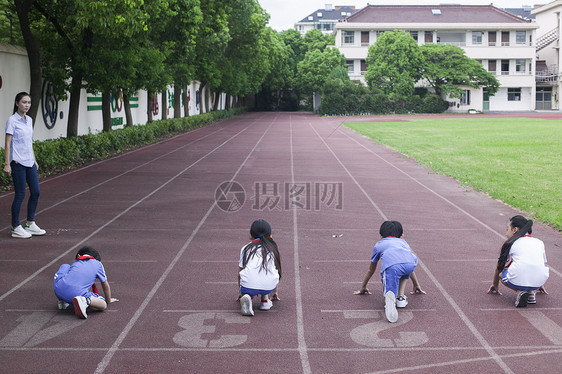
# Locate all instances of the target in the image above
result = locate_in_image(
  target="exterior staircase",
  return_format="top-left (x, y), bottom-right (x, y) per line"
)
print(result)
top-left (536, 27), bottom-right (559, 51)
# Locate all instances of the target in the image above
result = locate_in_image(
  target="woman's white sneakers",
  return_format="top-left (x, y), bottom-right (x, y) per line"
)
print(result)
top-left (11, 223), bottom-right (46, 238)
top-left (24, 222), bottom-right (46, 235)
top-left (11, 225), bottom-right (31, 238)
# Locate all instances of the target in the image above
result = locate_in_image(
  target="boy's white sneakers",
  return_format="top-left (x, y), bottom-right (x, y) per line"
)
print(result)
top-left (73, 296), bottom-right (89, 319)
top-left (384, 291), bottom-right (398, 323)
top-left (240, 294), bottom-right (254, 316)
top-left (58, 300), bottom-right (70, 310)
top-left (24, 222), bottom-right (46, 236)
top-left (396, 295), bottom-right (408, 308)
top-left (11, 225), bottom-right (31, 239)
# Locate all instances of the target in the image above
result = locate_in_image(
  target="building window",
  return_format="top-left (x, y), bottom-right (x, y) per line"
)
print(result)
top-left (515, 59), bottom-right (526, 73)
top-left (360, 60), bottom-right (367, 75)
top-left (488, 60), bottom-right (497, 73)
top-left (425, 31), bottom-right (433, 43)
top-left (501, 60), bottom-right (509, 75)
top-left (501, 31), bottom-right (510, 46)
top-left (361, 31), bottom-right (370, 46)
top-left (315, 22), bottom-right (334, 31)
top-left (346, 60), bottom-right (354, 73)
top-left (343, 31), bottom-right (354, 45)
top-left (409, 31), bottom-right (418, 41)
top-left (488, 31), bottom-right (497, 46)
top-left (516, 31), bottom-right (526, 44)
top-left (472, 31), bottom-right (483, 45)
top-left (508, 88), bottom-right (521, 101)
top-left (460, 90), bottom-right (471, 105)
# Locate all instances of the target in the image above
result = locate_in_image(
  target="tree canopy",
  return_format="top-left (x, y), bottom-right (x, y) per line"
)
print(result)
top-left (420, 43), bottom-right (500, 98)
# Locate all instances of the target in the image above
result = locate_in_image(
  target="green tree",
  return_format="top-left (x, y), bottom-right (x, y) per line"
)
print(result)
top-left (420, 43), bottom-right (500, 98)
top-left (297, 47), bottom-right (346, 96)
top-left (0, 0), bottom-right (23, 45)
top-left (364, 30), bottom-right (422, 98)
top-left (193, 0), bottom-right (231, 113)
top-left (303, 28), bottom-right (335, 52)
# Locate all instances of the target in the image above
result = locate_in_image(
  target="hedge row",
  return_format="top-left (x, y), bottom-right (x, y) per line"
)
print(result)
top-left (318, 79), bottom-right (449, 116)
top-left (0, 108), bottom-right (246, 192)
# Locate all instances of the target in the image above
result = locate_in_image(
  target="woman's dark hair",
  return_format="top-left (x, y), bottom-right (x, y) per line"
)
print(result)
top-left (497, 215), bottom-right (533, 272)
top-left (379, 220), bottom-right (403, 238)
top-left (13, 92), bottom-right (30, 114)
top-left (241, 219), bottom-right (282, 279)
top-left (76, 246), bottom-right (101, 261)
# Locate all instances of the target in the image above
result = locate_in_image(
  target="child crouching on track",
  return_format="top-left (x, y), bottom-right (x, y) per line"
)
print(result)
top-left (238, 219), bottom-right (281, 316)
top-left (354, 220), bottom-right (425, 323)
top-left (487, 215), bottom-right (549, 307)
top-left (53, 246), bottom-right (118, 319)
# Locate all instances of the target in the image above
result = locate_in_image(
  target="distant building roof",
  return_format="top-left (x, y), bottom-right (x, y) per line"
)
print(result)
top-left (345, 5), bottom-right (532, 24)
top-left (298, 5), bottom-right (357, 23)
top-left (503, 7), bottom-right (536, 20)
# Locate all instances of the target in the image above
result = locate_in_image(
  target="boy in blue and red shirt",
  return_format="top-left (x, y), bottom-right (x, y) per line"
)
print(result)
top-left (354, 221), bottom-right (425, 323)
top-left (53, 246), bottom-right (118, 319)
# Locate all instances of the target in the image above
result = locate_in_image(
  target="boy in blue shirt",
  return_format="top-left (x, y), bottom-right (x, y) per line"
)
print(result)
top-left (354, 221), bottom-right (425, 323)
top-left (53, 246), bottom-right (118, 319)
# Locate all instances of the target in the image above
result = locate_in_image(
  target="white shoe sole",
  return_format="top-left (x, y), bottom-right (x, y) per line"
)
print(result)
top-left (73, 297), bottom-right (88, 319)
top-left (385, 291), bottom-right (398, 323)
top-left (240, 295), bottom-right (254, 316)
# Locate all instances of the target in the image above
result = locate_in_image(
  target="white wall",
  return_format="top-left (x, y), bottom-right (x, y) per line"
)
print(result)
top-left (1, 43), bottom-right (215, 148)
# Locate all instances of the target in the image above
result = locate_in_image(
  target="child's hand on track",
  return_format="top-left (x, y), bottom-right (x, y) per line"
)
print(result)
top-left (537, 286), bottom-right (548, 294)
top-left (411, 286), bottom-right (426, 295)
top-left (109, 298), bottom-right (119, 303)
top-left (271, 292), bottom-right (280, 301)
top-left (354, 288), bottom-right (371, 295)
top-left (486, 285), bottom-right (502, 295)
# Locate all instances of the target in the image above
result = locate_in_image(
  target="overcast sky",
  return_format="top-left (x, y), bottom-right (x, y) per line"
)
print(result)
top-left (258, 0), bottom-right (543, 31)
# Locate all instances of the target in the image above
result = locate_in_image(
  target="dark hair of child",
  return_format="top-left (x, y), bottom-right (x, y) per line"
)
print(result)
top-left (379, 220), bottom-right (403, 238)
top-left (13, 92), bottom-right (30, 114)
top-left (76, 246), bottom-right (101, 261)
top-left (241, 219), bottom-right (282, 279)
top-left (496, 215), bottom-right (533, 272)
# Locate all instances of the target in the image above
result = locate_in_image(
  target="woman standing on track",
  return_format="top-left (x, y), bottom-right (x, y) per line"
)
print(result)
top-left (487, 215), bottom-right (549, 307)
top-left (238, 219), bottom-right (281, 316)
top-left (3, 92), bottom-right (46, 239)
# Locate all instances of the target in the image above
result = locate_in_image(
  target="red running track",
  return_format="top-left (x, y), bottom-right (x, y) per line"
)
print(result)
top-left (0, 112), bottom-right (561, 374)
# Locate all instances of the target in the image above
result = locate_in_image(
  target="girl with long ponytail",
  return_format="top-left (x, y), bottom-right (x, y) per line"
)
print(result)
top-left (487, 215), bottom-right (549, 307)
top-left (238, 219), bottom-right (281, 316)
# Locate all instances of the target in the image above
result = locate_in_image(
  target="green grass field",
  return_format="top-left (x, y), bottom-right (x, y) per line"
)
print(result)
top-left (346, 117), bottom-right (562, 231)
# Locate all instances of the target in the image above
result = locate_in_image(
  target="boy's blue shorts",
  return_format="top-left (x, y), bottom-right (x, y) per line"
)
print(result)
top-left (240, 286), bottom-right (275, 297)
top-left (381, 262), bottom-right (417, 296)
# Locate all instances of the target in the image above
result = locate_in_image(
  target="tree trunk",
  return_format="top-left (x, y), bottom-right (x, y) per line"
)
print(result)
top-left (102, 90), bottom-right (112, 132)
top-left (174, 85), bottom-right (181, 118)
top-left (199, 81), bottom-right (207, 114)
top-left (123, 94), bottom-right (133, 127)
top-left (66, 75), bottom-right (82, 137)
top-left (182, 88), bottom-right (190, 117)
top-left (161, 90), bottom-right (167, 120)
top-left (213, 92), bottom-right (220, 111)
top-left (147, 90), bottom-right (153, 123)
top-left (14, 0), bottom-right (41, 123)
top-left (225, 94), bottom-right (231, 110)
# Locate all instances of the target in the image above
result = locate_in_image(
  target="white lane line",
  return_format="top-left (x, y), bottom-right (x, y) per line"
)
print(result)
top-left (365, 348), bottom-right (562, 374)
top-left (0, 125), bottom-right (249, 304)
top-left (309, 123), bottom-right (515, 374)
top-left (291, 116), bottom-right (312, 374)
top-left (94, 117), bottom-right (274, 374)
top-left (481, 307), bottom-right (562, 311)
top-left (0, 126), bottom-right (226, 233)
